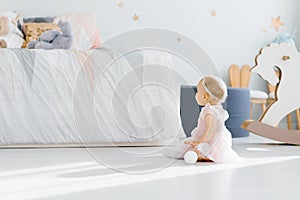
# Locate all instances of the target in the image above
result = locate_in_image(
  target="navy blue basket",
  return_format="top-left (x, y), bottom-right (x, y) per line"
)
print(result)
top-left (180, 86), bottom-right (250, 138)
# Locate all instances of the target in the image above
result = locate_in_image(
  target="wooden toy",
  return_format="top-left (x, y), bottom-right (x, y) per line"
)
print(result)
top-left (242, 43), bottom-right (300, 144)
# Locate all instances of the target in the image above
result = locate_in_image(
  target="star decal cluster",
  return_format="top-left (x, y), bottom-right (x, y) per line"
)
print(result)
top-left (118, 2), bottom-right (123, 8)
top-left (211, 10), bottom-right (217, 17)
top-left (117, 2), bottom-right (140, 22)
top-left (133, 14), bottom-right (139, 21)
top-left (116, 3), bottom-right (286, 34)
top-left (271, 16), bottom-right (284, 32)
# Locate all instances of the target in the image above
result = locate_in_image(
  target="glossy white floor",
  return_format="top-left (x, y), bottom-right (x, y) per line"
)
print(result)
top-left (1, 134), bottom-right (300, 200)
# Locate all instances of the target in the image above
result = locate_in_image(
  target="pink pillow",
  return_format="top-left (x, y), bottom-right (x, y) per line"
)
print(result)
top-left (54, 13), bottom-right (101, 50)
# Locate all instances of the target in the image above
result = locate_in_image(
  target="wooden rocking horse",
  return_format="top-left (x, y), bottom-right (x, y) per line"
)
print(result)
top-left (242, 43), bottom-right (300, 144)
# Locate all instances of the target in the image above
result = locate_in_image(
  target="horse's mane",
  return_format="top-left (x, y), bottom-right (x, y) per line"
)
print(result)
top-left (254, 43), bottom-right (299, 69)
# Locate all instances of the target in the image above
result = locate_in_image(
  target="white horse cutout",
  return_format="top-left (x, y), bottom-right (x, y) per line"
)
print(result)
top-left (242, 43), bottom-right (300, 144)
top-left (253, 43), bottom-right (300, 126)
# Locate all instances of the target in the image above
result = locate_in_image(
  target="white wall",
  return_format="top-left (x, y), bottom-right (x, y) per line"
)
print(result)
top-left (294, 1), bottom-right (300, 48)
top-left (1, 0), bottom-right (298, 88)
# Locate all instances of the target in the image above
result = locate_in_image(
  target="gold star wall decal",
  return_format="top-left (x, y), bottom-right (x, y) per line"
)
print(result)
top-left (211, 10), bottom-right (217, 17)
top-left (118, 2), bottom-right (123, 8)
top-left (133, 14), bottom-right (139, 21)
top-left (271, 16), bottom-right (284, 32)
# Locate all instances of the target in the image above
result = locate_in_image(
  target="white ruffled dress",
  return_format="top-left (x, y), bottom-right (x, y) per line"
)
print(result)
top-left (163, 104), bottom-right (243, 163)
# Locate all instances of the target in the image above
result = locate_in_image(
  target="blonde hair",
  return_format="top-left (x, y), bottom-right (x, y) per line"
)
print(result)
top-left (202, 75), bottom-right (227, 104)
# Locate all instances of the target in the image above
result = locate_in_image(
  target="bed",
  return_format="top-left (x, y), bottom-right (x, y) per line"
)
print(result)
top-left (0, 47), bottom-right (250, 147)
top-left (0, 12), bottom-right (224, 147)
top-left (0, 48), bottom-right (186, 147)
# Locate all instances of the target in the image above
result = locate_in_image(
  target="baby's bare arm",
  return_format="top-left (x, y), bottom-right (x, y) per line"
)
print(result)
top-left (185, 114), bottom-right (216, 146)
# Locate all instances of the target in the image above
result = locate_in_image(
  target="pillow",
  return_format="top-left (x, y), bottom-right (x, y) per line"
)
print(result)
top-left (54, 13), bottom-right (101, 49)
top-left (22, 22), bottom-right (61, 48)
top-left (23, 17), bottom-right (55, 23)
top-left (18, 16), bottom-right (55, 34)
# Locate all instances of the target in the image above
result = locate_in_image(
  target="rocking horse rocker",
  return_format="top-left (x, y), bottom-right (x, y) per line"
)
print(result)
top-left (242, 43), bottom-right (300, 144)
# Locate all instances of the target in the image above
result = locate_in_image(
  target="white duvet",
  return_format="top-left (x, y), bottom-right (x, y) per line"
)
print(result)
top-left (0, 48), bottom-right (185, 145)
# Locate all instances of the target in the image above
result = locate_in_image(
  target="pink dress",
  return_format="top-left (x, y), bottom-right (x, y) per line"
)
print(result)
top-left (163, 104), bottom-right (243, 163)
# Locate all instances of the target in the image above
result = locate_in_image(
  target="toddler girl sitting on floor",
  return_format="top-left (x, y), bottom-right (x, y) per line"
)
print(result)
top-left (164, 75), bottom-right (243, 164)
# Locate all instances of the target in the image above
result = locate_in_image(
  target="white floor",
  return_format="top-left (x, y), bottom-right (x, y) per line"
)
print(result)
top-left (1, 134), bottom-right (300, 200)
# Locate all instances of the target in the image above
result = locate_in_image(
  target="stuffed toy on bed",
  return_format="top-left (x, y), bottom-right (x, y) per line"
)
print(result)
top-left (28, 21), bottom-right (73, 49)
top-left (0, 39), bottom-right (7, 48)
top-left (0, 16), bottom-right (9, 48)
top-left (0, 16), bottom-right (10, 37)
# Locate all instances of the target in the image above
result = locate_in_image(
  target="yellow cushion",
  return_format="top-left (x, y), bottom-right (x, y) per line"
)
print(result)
top-left (22, 22), bottom-right (61, 48)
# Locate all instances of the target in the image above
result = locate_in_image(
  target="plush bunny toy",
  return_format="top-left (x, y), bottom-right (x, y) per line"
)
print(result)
top-left (0, 16), bottom-right (9, 48)
top-left (0, 39), bottom-right (7, 48)
top-left (0, 16), bottom-right (10, 37)
top-left (28, 21), bottom-right (73, 49)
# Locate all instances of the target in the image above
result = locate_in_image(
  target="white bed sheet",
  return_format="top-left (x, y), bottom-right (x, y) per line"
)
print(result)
top-left (0, 48), bottom-right (185, 145)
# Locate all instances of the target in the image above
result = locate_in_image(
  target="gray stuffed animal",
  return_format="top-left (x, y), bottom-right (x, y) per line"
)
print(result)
top-left (28, 21), bottom-right (73, 49)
